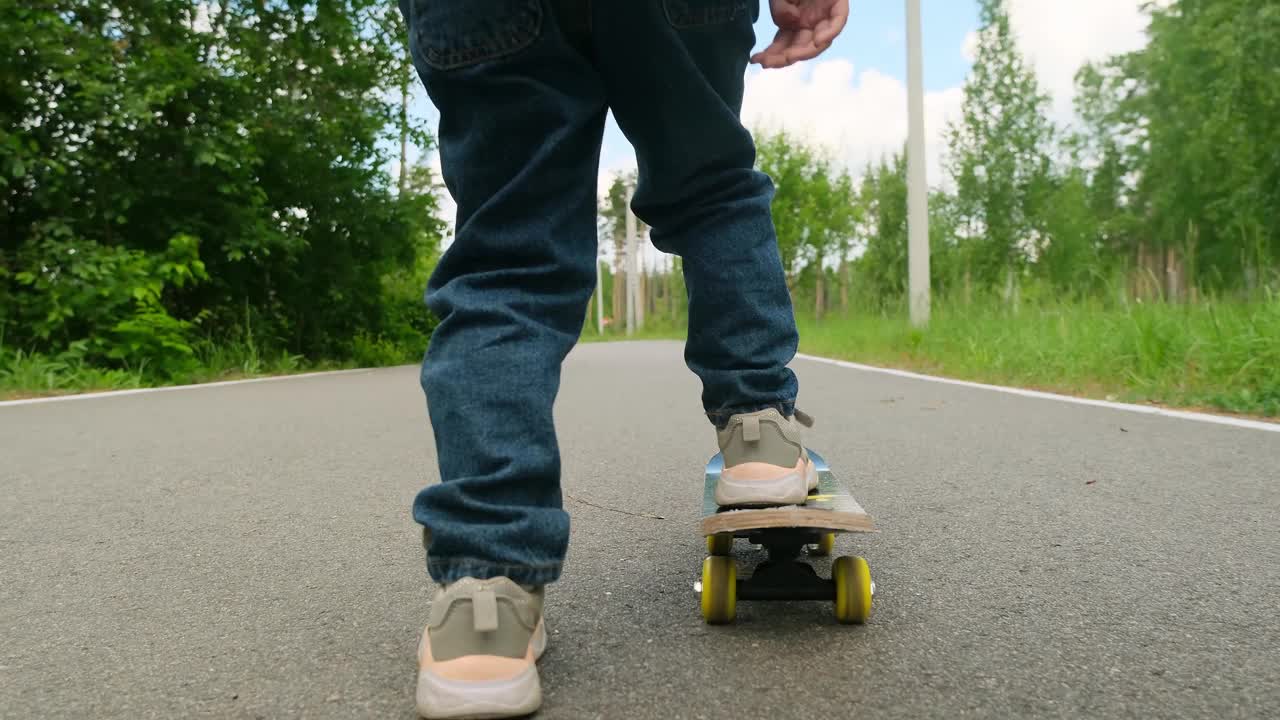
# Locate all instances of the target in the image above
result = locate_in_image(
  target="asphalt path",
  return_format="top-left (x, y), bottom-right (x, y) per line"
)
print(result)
top-left (3, 341), bottom-right (1278, 719)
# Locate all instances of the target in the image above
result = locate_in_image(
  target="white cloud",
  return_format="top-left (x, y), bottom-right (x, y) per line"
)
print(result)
top-left (742, 60), bottom-right (963, 186)
top-left (1004, 0), bottom-right (1150, 120)
top-left (735, 1), bottom-right (1152, 186)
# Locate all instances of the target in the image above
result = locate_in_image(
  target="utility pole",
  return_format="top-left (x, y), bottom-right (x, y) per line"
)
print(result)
top-left (905, 0), bottom-right (931, 327)
top-left (625, 193), bottom-right (638, 336)
top-left (636, 237), bottom-right (646, 331)
top-left (594, 250), bottom-right (603, 334)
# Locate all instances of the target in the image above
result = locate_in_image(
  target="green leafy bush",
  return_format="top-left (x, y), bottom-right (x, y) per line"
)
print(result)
top-left (10, 234), bottom-right (208, 377)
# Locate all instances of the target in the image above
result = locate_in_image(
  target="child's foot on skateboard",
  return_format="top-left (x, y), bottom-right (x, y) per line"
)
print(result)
top-left (416, 577), bottom-right (547, 719)
top-left (715, 408), bottom-right (818, 507)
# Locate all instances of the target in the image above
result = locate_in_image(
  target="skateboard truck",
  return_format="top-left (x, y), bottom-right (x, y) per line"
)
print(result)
top-left (737, 529), bottom-right (833, 602)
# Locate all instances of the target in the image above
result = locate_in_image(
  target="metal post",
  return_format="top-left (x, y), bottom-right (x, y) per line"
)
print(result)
top-left (594, 249), bottom-right (604, 334)
top-left (905, 0), bottom-right (931, 327)
top-left (636, 237), bottom-right (646, 331)
top-left (625, 194), bottom-right (638, 336)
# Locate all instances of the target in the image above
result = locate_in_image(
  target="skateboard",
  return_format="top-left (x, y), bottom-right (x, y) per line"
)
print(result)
top-left (698, 450), bottom-right (876, 624)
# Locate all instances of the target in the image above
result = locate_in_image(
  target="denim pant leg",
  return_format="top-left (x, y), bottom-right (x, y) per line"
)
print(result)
top-left (594, 0), bottom-right (800, 427)
top-left (401, 0), bottom-right (607, 585)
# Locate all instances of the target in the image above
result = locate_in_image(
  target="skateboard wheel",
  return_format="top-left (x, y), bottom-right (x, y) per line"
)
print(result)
top-left (700, 556), bottom-right (737, 624)
top-left (832, 556), bottom-right (872, 624)
top-left (706, 533), bottom-right (734, 556)
top-left (810, 532), bottom-right (836, 557)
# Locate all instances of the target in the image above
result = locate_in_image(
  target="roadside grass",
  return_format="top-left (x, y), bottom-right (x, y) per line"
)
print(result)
top-left (796, 294), bottom-right (1280, 417)
top-left (7, 295), bottom-right (1277, 418)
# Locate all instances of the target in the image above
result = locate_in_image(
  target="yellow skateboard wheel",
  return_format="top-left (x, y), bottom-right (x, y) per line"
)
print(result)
top-left (810, 532), bottom-right (836, 557)
top-left (832, 556), bottom-right (872, 624)
top-left (700, 556), bottom-right (737, 624)
top-left (706, 533), bottom-right (734, 556)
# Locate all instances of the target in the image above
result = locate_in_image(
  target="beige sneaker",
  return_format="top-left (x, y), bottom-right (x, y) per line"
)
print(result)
top-left (715, 408), bottom-right (818, 507)
top-left (416, 577), bottom-right (547, 719)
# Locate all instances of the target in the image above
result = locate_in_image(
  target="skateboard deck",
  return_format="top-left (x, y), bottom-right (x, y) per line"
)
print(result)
top-left (700, 450), bottom-right (876, 537)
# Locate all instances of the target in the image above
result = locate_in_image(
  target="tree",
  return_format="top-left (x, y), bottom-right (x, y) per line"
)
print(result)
top-left (754, 129), bottom-right (858, 313)
top-left (1, 1), bottom-right (443, 372)
top-left (755, 130), bottom-right (820, 286)
top-left (945, 0), bottom-right (1056, 292)
top-left (852, 152), bottom-right (909, 306)
top-left (1074, 0), bottom-right (1280, 296)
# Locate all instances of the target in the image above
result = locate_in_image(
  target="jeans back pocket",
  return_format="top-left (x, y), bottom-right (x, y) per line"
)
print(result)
top-left (409, 0), bottom-right (543, 70)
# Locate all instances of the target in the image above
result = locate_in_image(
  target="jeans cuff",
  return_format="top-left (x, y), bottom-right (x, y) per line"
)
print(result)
top-left (427, 557), bottom-right (564, 586)
top-left (705, 400), bottom-right (796, 429)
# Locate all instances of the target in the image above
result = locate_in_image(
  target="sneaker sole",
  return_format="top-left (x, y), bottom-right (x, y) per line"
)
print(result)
top-left (415, 666), bottom-right (540, 720)
top-left (714, 467), bottom-right (811, 507)
top-left (416, 622), bottom-right (547, 720)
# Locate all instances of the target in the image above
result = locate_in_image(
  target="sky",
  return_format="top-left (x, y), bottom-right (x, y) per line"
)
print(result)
top-left (409, 0), bottom-right (1155, 225)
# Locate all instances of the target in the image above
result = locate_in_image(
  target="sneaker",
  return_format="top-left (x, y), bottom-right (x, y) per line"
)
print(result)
top-left (715, 408), bottom-right (818, 507)
top-left (416, 577), bottom-right (547, 719)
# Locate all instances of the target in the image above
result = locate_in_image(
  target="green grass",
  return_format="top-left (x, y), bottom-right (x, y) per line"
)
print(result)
top-left (0, 347), bottom-right (147, 398)
top-left (7, 297), bottom-right (1276, 418)
top-left (797, 295), bottom-right (1280, 417)
top-left (0, 337), bottom-right (341, 400)
top-left (578, 319), bottom-right (689, 343)
top-left (575, 294), bottom-right (1280, 417)
top-left (188, 335), bottom-right (312, 383)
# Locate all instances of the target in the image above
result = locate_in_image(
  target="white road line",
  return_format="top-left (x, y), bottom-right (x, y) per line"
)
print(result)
top-left (6, 350), bottom-right (1276, 434)
top-left (0, 368), bottom-right (377, 408)
top-left (795, 353), bottom-right (1280, 434)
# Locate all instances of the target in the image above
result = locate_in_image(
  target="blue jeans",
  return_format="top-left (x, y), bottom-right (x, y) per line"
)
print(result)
top-left (401, 0), bottom-right (799, 585)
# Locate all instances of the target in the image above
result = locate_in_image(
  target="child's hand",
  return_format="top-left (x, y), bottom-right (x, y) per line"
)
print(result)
top-left (751, 0), bottom-right (849, 68)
